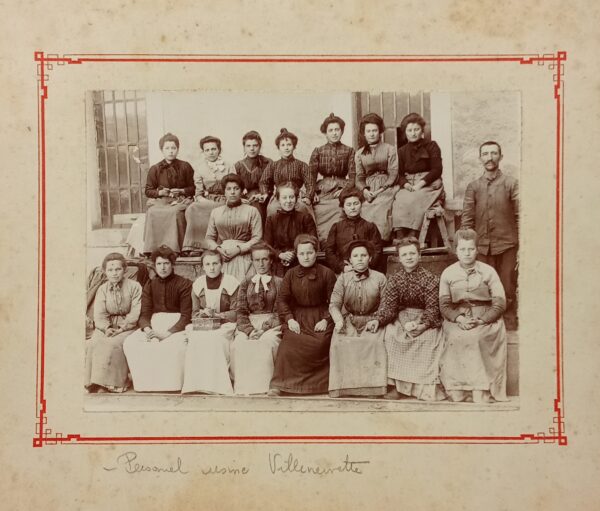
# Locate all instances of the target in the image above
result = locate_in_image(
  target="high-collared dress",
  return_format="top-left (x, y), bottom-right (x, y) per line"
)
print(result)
top-left (393, 139), bottom-right (445, 231)
top-left (328, 269), bottom-right (388, 397)
top-left (259, 155), bottom-right (316, 219)
top-left (204, 201), bottom-right (263, 282)
top-left (85, 278), bottom-right (142, 392)
top-left (354, 141), bottom-right (400, 241)
top-left (182, 156), bottom-right (235, 252)
top-left (309, 141), bottom-right (355, 244)
top-left (270, 263), bottom-right (336, 394)
top-left (231, 274), bottom-right (283, 395)
top-left (375, 265), bottom-right (445, 401)
top-left (438, 261), bottom-right (508, 402)
top-left (123, 273), bottom-right (193, 391)
top-left (181, 273), bottom-right (240, 395)
top-left (142, 158), bottom-right (195, 253)
top-left (263, 208), bottom-right (318, 277)
top-left (234, 155), bottom-right (272, 225)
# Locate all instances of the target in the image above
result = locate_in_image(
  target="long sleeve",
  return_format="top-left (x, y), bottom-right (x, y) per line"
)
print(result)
top-left (511, 178), bottom-right (519, 239)
top-left (328, 275), bottom-right (345, 325)
top-left (383, 145), bottom-right (399, 187)
top-left (235, 281), bottom-right (254, 336)
top-left (438, 272), bottom-right (461, 322)
top-left (320, 268), bottom-right (337, 323)
top-left (325, 223), bottom-right (343, 274)
top-left (368, 222), bottom-right (383, 269)
top-left (122, 282), bottom-right (142, 331)
top-left (238, 207), bottom-right (263, 253)
top-left (93, 286), bottom-right (110, 332)
top-left (461, 181), bottom-right (476, 229)
top-left (302, 161), bottom-right (317, 202)
top-left (220, 288), bottom-right (238, 323)
top-left (259, 161), bottom-right (274, 195)
top-left (478, 268), bottom-right (506, 324)
top-left (308, 147), bottom-right (319, 178)
top-left (193, 167), bottom-right (205, 197)
top-left (138, 281), bottom-right (154, 330)
top-left (354, 152), bottom-right (366, 190)
top-left (204, 210), bottom-right (219, 249)
top-left (277, 271), bottom-right (295, 324)
top-left (144, 166), bottom-right (160, 199)
top-left (303, 213), bottom-right (319, 250)
top-left (397, 148), bottom-right (408, 188)
top-left (422, 141), bottom-right (443, 185)
top-left (263, 216), bottom-right (279, 255)
top-left (181, 161), bottom-right (196, 197)
top-left (420, 273), bottom-right (442, 329)
top-left (375, 277), bottom-right (401, 326)
top-left (191, 289), bottom-right (203, 316)
top-left (346, 147), bottom-right (356, 186)
top-left (168, 279), bottom-right (193, 333)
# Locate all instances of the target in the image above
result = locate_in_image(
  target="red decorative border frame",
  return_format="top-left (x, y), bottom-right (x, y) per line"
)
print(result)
top-left (33, 52), bottom-right (566, 447)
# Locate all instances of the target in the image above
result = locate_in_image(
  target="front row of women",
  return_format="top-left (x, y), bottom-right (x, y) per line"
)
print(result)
top-left (85, 228), bottom-right (508, 403)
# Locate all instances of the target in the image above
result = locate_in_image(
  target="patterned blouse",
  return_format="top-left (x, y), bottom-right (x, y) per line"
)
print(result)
top-left (93, 278), bottom-right (142, 332)
top-left (329, 269), bottom-right (387, 324)
top-left (354, 142), bottom-right (399, 190)
top-left (236, 275), bottom-right (283, 335)
top-left (309, 142), bottom-right (356, 183)
top-left (375, 265), bottom-right (441, 329)
top-left (234, 155), bottom-right (272, 193)
top-left (439, 261), bottom-right (506, 324)
top-left (259, 156), bottom-right (316, 201)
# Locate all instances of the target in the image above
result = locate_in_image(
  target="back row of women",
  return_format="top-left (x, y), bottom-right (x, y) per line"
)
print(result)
top-left (142, 111), bottom-right (444, 275)
top-left (86, 228), bottom-right (508, 403)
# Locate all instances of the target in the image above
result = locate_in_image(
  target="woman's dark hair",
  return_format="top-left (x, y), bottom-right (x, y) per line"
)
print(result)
top-left (399, 112), bottom-right (427, 134)
top-left (275, 128), bottom-right (298, 148)
top-left (199, 135), bottom-right (222, 152)
top-left (159, 132), bottom-right (180, 150)
top-left (221, 173), bottom-right (244, 190)
top-left (395, 236), bottom-right (421, 255)
top-left (242, 130), bottom-right (262, 147)
top-left (454, 228), bottom-right (478, 250)
top-left (359, 113), bottom-right (385, 136)
top-left (294, 233), bottom-right (318, 252)
top-left (200, 249), bottom-right (223, 266)
top-left (338, 186), bottom-right (365, 208)
top-left (250, 242), bottom-right (276, 262)
top-left (345, 239), bottom-right (375, 260)
top-left (151, 245), bottom-right (177, 264)
top-left (320, 113), bottom-right (346, 134)
top-left (275, 181), bottom-right (299, 200)
top-left (102, 252), bottom-right (127, 271)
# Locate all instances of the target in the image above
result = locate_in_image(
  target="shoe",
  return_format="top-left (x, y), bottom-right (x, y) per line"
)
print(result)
top-left (267, 388), bottom-right (281, 397)
top-left (383, 389), bottom-right (401, 400)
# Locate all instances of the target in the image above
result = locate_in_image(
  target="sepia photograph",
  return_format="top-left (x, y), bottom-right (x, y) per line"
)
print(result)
top-left (84, 89), bottom-right (520, 412)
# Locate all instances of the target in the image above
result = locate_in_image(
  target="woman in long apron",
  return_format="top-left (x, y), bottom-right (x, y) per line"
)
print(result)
top-left (269, 234), bottom-right (336, 396)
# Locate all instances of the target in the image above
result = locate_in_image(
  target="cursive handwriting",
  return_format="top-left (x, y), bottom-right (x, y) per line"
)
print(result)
top-left (268, 453), bottom-right (369, 475)
top-left (103, 451), bottom-right (188, 475)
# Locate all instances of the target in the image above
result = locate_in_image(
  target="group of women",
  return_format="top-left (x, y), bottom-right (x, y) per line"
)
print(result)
top-left (140, 110), bottom-right (445, 274)
top-left (86, 227), bottom-right (509, 403)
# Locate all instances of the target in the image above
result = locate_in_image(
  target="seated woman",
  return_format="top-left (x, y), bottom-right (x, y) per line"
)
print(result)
top-left (230, 243), bottom-right (283, 395)
top-left (143, 133), bottom-right (195, 254)
top-left (182, 136), bottom-right (235, 254)
top-left (123, 246), bottom-right (192, 392)
top-left (234, 130), bottom-right (272, 225)
top-left (354, 113), bottom-right (400, 241)
top-left (181, 250), bottom-right (240, 395)
top-left (325, 186), bottom-right (383, 275)
top-left (393, 113), bottom-right (444, 239)
top-left (85, 253), bottom-right (142, 393)
top-left (365, 237), bottom-right (445, 401)
top-left (310, 113), bottom-right (355, 244)
top-left (258, 128), bottom-right (316, 219)
top-left (438, 229), bottom-right (508, 403)
top-left (269, 234), bottom-right (336, 396)
top-left (204, 173), bottom-right (263, 282)
top-left (263, 182), bottom-right (318, 277)
top-left (328, 240), bottom-right (388, 398)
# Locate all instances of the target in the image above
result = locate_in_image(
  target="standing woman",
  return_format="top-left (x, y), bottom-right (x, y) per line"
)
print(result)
top-left (310, 113), bottom-right (355, 244)
top-left (269, 234), bottom-right (337, 396)
top-left (263, 182), bottom-right (318, 277)
top-left (259, 128), bottom-right (316, 219)
top-left (392, 113), bottom-right (444, 239)
top-left (182, 136), bottom-right (235, 254)
top-left (365, 237), bottom-right (445, 401)
top-left (231, 243), bottom-right (283, 395)
top-left (438, 229), bottom-right (508, 403)
top-left (181, 250), bottom-right (240, 395)
top-left (204, 173), bottom-right (263, 282)
top-left (234, 131), bottom-right (272, 225)
top-left (85, 253), bottom-right (142, 393)
top-left (143, 133), bottom-right (195, 254)
top-left (354, 113), bottom-right (399, 241)
top-left (325, 186), bottom-right (383, 275)
top-left (328, 241), bottom-right (388, 398)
